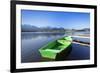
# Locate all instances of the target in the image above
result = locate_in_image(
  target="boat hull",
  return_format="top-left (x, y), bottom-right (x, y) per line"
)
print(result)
top-left (39, 36), bottom-right (72, 59)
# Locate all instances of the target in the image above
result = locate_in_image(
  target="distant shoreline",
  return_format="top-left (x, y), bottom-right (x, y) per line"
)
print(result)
top-left (21, 31), bottom-right (65, 33)
top-left (22, 31), bottom-right (90, 38)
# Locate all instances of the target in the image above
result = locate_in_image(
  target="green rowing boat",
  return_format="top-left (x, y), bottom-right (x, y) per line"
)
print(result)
top-left (39, 36), bottom-right (72, 59)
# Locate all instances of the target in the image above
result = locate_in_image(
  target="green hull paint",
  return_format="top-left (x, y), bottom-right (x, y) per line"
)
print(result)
top-left (39, 36), bottom-right (72, 59)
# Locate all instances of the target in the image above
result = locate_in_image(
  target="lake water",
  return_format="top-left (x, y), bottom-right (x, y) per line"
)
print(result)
top-left (21, 32), bottom-right (90, 63)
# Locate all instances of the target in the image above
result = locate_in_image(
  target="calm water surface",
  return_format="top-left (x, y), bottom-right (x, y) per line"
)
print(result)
top-left (21, 32), bottom-right (90, 63)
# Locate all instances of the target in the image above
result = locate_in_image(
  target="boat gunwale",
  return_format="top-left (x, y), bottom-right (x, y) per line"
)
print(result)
top-left (39, 36), bottom-right (72, 52)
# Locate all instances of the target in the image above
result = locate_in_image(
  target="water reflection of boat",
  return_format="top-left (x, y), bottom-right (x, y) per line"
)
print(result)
top-left (39, 36), bottom-right (72, 59)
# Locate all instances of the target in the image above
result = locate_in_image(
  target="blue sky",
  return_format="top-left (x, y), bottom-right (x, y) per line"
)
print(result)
top-left (21, 10), bottom-right (90, 29)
